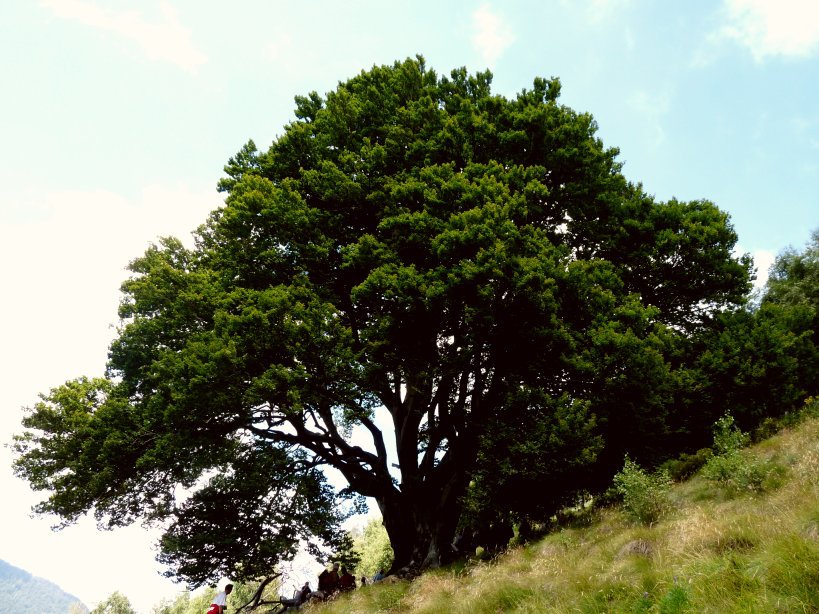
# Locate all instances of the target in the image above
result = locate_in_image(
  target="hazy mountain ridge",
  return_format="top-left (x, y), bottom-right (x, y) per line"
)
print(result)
top-left (0, 559), bottom-right (88, 614)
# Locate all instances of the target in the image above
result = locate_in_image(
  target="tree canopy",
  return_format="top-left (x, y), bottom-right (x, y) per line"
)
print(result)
top-left (763, 229), bottom-right (819, 314)
top-left (13, 57), bottom-right (753, 581)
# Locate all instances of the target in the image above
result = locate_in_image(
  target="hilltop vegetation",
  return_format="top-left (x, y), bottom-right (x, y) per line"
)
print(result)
top-left (305, 400), bottom-right (819, 613)
top-left (0, 559), bottom-right (87, 614)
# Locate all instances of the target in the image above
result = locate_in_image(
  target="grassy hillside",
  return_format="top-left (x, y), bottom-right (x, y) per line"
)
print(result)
top-left (305, 404), bottom-right (819, 613)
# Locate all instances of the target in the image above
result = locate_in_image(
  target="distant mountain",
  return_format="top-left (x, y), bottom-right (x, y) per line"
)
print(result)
top-left (0, 559), bottom-right (88, 614)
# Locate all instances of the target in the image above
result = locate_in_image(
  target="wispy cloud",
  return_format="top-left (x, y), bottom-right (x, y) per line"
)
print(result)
top-left (40, 0), bottom-right (207, 71)
top-left (471, 4), bottom-right (515, 68)
top-left (629, 89), bottom-right (672, 150)
top-left (585, 0), bottom-right (634, 23)
top-left (720, 0), bottom-right (819, 61)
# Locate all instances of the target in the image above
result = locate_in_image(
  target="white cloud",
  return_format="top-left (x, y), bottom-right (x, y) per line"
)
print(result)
top-left (40, 0), bottom-right (207, 71)
top-left (720, 0), bottom-right (819, 61)
top-left (752, 248), bottom-right (776, 288)
top-left (471, 4), bottom-right (515, 68)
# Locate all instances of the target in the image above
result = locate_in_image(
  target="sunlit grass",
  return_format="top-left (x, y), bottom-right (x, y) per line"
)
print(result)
top-left (306, 404), bottom-right (819, 613)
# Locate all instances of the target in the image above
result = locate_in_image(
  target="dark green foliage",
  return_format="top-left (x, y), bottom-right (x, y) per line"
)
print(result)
top-left (157, 444), bottom-right (357, 585)
top-left (657, 230), bottom-right (819, 461)
top-left (460, 390), bottom-right (603, 539)
top-left (0, 559), bottom-right (88, 614)
top-left (328, 533), bottom-right (362, 572)
top-left (12, 57), bottom-right (753, 577)
top-left (690, 304), bottom-right (818, 432)
top-left (660, 448), bottom-right (713, 482)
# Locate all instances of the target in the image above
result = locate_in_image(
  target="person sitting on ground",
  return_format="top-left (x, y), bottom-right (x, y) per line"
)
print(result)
top-left (206, 583), bottom-right (233, 614)
top-left (360, 576), bottom-right (367, 587)
top-left (317, 562), bottom-right (340, 598)
top-left (280, 581), bottom-right (313, 609)
top-left (372, 568), bottom-right (385, 582)
top-left (338, 567), bottom-right (356, 591)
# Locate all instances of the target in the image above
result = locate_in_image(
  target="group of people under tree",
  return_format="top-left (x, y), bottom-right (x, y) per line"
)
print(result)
top-left (277, 563), bottom-right (388, 608)
top-left (203, 564), bottom-right (388, 612)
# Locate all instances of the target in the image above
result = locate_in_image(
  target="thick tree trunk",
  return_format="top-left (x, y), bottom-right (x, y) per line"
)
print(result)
top-left (372, 368), bottom-right (495, 573)
top-left (377, 472), bottom-right (468, 573)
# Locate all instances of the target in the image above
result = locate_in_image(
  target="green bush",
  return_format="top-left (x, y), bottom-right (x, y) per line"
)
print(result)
top-left (612, 458), bottom-right (672, 525)
top-left (712, 414), bottom-right (748, 455)
top-left (660, 448), bottom-right (713, 482)
top-left (658, 585), bottom-right (690, 613)
top-left (702, 414), bottom-right (783, 494)
top-left (701, 452), bottom-right (766, 493)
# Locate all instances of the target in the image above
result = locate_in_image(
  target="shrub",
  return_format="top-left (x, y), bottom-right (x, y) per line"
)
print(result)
top-left (712, 414), bottom-right (748, 455)
top-left (702, 414), bottom-right (783, 494)
top-left (801, 395), bottom-right (819, 419)
top-left (658, 585), bottom-right (690, 613)
top-left (612, 458), bottom-right (672, 525)
top-left (660, 448), bottom-right (713, 482)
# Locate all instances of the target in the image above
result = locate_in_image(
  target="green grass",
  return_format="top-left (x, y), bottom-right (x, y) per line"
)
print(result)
top-left (305, 405), bottom-right (819, 613)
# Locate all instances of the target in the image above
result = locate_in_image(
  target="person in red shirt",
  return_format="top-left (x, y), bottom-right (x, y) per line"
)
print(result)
top-left (338, 567), bottom-right (356, 591)
top-left (317, 563), bottom-right (340, 598)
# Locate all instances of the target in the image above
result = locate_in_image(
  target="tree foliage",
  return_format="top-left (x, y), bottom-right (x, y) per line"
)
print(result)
top-left (353, 519), bottom-right (394, 578)
top-left (680, 230), bottom-right (819, 440)
top-left (763, 229), bottom-right (819, 313)
top-left (13, 57), bottom-right (753, 578)
top-left (91, 592), bottom-right (136, 614)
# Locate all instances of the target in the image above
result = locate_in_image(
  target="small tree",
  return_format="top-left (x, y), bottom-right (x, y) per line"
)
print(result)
top-left (612, 457), bottom-right (672, 525)
top-left (702, 414), bottom-right (779, 494)
top-left (91, 592), bottom-right (136, 614)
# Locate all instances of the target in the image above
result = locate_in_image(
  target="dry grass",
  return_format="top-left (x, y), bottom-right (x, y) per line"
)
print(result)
top-left (308, 407), bottom-right (819, 614)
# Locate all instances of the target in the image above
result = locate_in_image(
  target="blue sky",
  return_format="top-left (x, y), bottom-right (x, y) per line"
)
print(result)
top-left (1, 1), bottom-right (817, 611)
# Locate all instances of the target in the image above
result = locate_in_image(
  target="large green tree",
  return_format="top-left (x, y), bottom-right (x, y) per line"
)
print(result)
top-left (13, 57), bottom-right (751, 578)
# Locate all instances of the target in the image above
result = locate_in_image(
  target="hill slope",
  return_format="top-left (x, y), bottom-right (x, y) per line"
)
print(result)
top-left (0, 559), bottom-right (88, 614)
top-left (308, 408), bottom-right (819, 613)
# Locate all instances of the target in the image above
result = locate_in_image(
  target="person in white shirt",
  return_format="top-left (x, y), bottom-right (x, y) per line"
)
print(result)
top-left (207, 583), bottom-right (233, 614)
